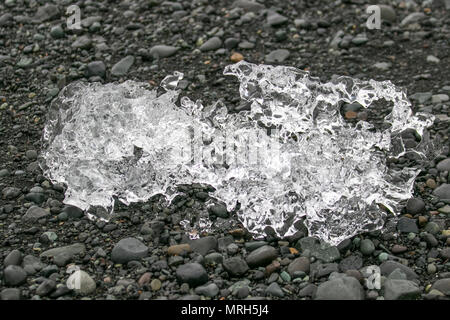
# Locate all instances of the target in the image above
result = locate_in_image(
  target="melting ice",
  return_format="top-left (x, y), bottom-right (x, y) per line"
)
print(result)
top-left (40, 61), bottom-right (436, 246)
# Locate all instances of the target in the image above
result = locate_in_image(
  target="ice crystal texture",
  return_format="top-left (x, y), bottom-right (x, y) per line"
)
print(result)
top-left (40, 61), bottom-right (435, 245)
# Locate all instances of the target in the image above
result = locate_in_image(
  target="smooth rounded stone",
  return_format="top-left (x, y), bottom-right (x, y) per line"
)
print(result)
top-left (22, 255), bottom-right (44, 274)
top-left (204, 252), bottom-right (223, 265)
top-left (72, 36), bottom-right (92, 49)
top-left (383, 279), bottom-right (421, 300)
top-left (360, 239), bottom-right (375, 255)
top-left (32, 4), bottom-right (60, 23)
top-left (224, 38), bottom-right (239, 49)
top-left (67, 270), bottom-right (97, 295)
top-left (40, 243), bottom-right (86, 259)
top-left (25, 150), bottom-right (38, 160)
top-left (373, 62), bottom-right (391, 71)
top-left (379, 5), bottom-right (396, 22)
top-left (4, 265), bottom-right (27, 286)
top-left (194, 283), bottom-right (219, 297)
top-left (436, 159), bottom-right (450, 172)
top-left (176, 263), bottom-right (208, 287)
top-left (150, 279), bottom-right (161, 291)
top-left (391, 244), bottom-right (408, 254)
top-left (208, 204), bottom-right (229, 218)
top-left (339, 255), bottom-right (363, 272)
top-left (167, 244), bottom-right (191, 256)
top-left (424, 222), bottom-right (441, 235)
top-left (236, 286), bottom-right (250, 299)
top-left (287, 256), bottom-right (310, 275)
top-left (431, 278), bottom-right (450, 295)
top-left (36, 279), bottom-right (56, 297)
top-left (267, 11), bottom-right (288, 27)
top-left (223, 257), bottom-right (249, 276)
top-left (351, 34), bottom-right (369, 46)
top-left (53, 252), bottom-right (72, 267)
top-left (189, 236), bottom-right (217, 256)
top-left (246, 245), bottom-right (278, 268)
top-left (22, 206), bottom-right (49, 222)
top-left (50, 285), bottom-right (71, 299)
top-left (245, 241), bottom-right (267, 252)
top-left (400, 12), bottom-right (426, 27)
top-left (380, 261), bottom-right (418, 280)
top-left (432, 94), bottom-right (449, 104)
top-left (406, 198), bottom-right (426, 215)
top-left (111, 56), bottom-right (135, 76)
top-left (4, 249), bottom-right (23, 267)
top-left (2, 187), bottom-right (21, 199)
top-left (423, 233), bottom-right (438, 247)
top-left (200, 37), bottom-right (222, 52)
top-left (50, 25), bottom-right (64, 39)
top-left (0, 288), bottom-right (21, 300)
top-left (265, 282), bottom-right (284, 298)
top-left (265, 49), bottom-right (290, 63)
top-left (25, 192), bottom-right (45, 204)
top-left (149, 45), bottom-right (179, 58)
top-left (440, 247), bottom-right (450, 259)
top-left (111, 238), bottom-right (148, 264)
top-left (427, 55), bottom-right (440, 64)
top-left (427, 264), bottom-right (437, 274)
top-left (314, 275), bottom-right (364, 300)
top-left (0, 13), bottom-right (13, 26)
top-left (0, 168), bottom-right (9, 177)
top-left (86, 61), bottom-right (106, 78)
top-left (232, 0), bottom-right (265, 12)
top-left (397, 217), bottom-right (418, 233)
top-left (61, 205), bottom-right (84, 219)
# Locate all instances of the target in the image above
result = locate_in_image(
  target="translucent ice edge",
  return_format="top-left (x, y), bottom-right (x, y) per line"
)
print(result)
top-left (40, 61), bottom-right (437, 246)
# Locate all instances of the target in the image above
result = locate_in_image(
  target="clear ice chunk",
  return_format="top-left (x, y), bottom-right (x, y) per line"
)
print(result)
top-left (40, 61), bottom-right (437, 245)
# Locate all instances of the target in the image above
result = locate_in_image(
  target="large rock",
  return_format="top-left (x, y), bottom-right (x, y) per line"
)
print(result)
top-left (4, 249), bottom-right (22, 267)
top-left (433, 184), bottom-right (450, 200)
top-left (287, 257), bottom-right (310, 275)
top-left (436, 158), bottom-right (450, 172)
top-left (430, 278), bottom-right (450, 295)
top-left (176, 263), bottom-right (208, 287)
top-left (383, 279), bottom-right (421, 300)
top-left (246, 245), bottom-right (278, 267)
top-left (380, 261), bottom-right (418, 280)
top-left (223, 257), bottom-right (249, 277)
top-left (32, 4), bottom-right (60, 23)
top-left (149, 45), bottom-right (179, 58)
top-left (314, 274), bottom-right (364, 300)
top-left (199, 37), bottom-right (222, 51)
top-left (0, 288), bottom-right (21, 300)
top-left (397, 217), bottom-right (418, 233)
top-left (111, 237), bottom-right (148, 264)
top-left (189, 236), bottom-right (217, 256)
top-left (40, 243), bottom-right (86, 259)
top-left (111, 56), bottom-right (135, 76)
top-left (4, 265), bottom-right (27, 286)
top-left (22, 206), bottom-right (50, 222)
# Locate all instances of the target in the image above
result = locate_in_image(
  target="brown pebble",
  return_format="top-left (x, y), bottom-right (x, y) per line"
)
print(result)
top-left (426, 178), bottom-right (437, 189)
top-left (230, 52), bottom-right (244, 63)
top-left (265, 260), bottom-right (281, 275)
top-left (391, 244), bottom-right (408, 254)
top-left (345, 111), bottom-right (357, 119)
top-left (167, 243), bottom-right (191, 256)
top-left (418, 216), bottom-right (428, 227)
top-left (138, 272), bottom-right (151, 286)
top-left (104, 276), bottom-right (112, 283)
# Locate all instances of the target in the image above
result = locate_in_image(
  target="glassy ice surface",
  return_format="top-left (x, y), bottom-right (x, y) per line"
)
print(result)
top-left (40, 61), bottom-right (436, 245)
